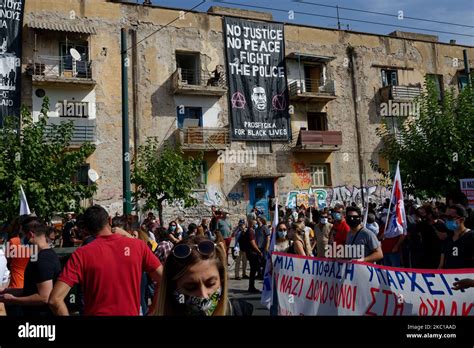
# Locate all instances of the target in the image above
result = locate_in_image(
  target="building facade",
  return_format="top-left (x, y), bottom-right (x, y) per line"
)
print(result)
top-left (21, 0), bottom-right (474, 223)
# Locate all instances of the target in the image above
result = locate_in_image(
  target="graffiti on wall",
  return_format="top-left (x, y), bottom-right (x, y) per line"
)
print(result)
top-left (291, 161), bottom-right (312, 189)
top-left (204, 185), bottom-right (225, 207)
top-left (284, 185), bottom-right (391, 209)
top-left (228, 191), bottom-right (244, 206)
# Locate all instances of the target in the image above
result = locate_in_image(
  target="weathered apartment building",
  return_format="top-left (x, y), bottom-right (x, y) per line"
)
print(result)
top-left (20, 0), bottom-right (474, 222)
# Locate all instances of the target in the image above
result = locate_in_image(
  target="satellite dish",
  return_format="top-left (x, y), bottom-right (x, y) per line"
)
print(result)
top-left (70, 48), bottom-right (82, 61)
top-left (88, 169), bottom-right (99, 182)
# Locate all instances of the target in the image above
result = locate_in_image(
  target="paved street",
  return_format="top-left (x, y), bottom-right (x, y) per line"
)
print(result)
top-left (227, 257), bottom-right (269, 316)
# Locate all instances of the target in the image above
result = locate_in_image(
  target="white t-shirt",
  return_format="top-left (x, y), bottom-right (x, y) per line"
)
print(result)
top-left (0, 247), bottom-right (9, 287)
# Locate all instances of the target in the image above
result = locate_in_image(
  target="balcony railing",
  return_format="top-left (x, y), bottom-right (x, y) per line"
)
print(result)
top-left (28, 55), bottom-right (94, 83)
top-left (380, 85), bottom-right (422, 101)
top-left (176, 127), bottom-right (229, 151)
top-left (289, 78), bottom-right (336, 101)
top-left (294, 129), bottom-right (342, 152)
top-left (46, 118), bottom-right (96, 146)
top-left (171, 68), bottom-right (226, 96)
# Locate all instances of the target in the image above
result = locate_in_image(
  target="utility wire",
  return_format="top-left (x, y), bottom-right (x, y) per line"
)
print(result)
top-left (295, 0), bottom-right (474, 29)
top-left (217, 1), bottom-right (474, 38)
top-left (125, 0), bottom-right (208, 52)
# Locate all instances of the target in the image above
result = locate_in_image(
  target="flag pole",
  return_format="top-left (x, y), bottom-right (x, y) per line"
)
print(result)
top-left (383, 161), bottom-right (399, 233)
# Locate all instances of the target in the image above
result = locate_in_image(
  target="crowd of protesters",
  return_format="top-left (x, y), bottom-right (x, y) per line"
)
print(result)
top-left (0, 193), bottom-right (472, 317)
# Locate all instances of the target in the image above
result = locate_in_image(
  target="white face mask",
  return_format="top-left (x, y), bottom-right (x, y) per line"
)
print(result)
top-left (320, 218), bottom-right (328, 225)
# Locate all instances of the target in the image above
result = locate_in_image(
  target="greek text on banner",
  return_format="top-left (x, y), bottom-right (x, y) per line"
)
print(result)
top-left (272, 252), bottom-right (474, 316)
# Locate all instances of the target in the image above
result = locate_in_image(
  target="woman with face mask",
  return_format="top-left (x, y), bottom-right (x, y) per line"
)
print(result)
top-left (168, 221), bottom-right (182, 244)
top-left (274, 223), bottom-right (289, 252)
top-left (155, 236), bottom-right (253, 316)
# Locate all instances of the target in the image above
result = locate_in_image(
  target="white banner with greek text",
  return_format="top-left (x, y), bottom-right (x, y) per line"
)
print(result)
top-left (272, 252), bottom-right (474, 316)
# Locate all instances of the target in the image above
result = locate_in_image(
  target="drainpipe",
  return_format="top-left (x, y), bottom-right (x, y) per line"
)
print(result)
top-left (347, 46), bottom-right (365, 205)
top-left (121, 28), bottom-right (132, 216)
top-left (131, 28), bottom-right (140, 214)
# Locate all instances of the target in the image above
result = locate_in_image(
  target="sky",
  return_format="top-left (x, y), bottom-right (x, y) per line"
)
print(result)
top-left (138, 0), bottom-right (474, 46)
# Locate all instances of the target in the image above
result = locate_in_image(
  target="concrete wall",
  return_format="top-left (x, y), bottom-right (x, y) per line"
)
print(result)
top-left (21, 0), bottom-right (474, 225)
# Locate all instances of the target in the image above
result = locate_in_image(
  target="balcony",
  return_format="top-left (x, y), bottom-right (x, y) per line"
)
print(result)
top-left (380, 85), bottom-right (422, 102)
top-left (27, 55), bottom-right (95, 87)
top-left (46, 118), bottom-right (96, 147)
top-left (171, 68), bottom-right (226, 96)
top-left (289, 78), bottom-right (336, 102)
top-left (175, 127), bottom-right (229, 151)
top-left (293, 130), bottom-right (342, 152)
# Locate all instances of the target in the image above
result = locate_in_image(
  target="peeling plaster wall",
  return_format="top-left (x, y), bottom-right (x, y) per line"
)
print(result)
top-left (22, 0), bottom-right (474, 224)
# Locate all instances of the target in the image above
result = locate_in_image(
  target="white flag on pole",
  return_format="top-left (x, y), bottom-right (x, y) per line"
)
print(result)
top-left (261, 199), bottom-right (278, 309)
top-left (19, 185), bottom-right (31, 216)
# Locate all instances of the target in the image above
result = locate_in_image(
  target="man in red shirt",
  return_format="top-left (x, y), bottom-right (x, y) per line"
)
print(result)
top-left (330, 205), bottom-right (350, 246)
top-left (48, 205), bottom-right (163, 316)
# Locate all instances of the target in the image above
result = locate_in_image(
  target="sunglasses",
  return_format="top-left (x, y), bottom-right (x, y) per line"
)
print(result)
top-left (172, 240), bottom-right (216, 259)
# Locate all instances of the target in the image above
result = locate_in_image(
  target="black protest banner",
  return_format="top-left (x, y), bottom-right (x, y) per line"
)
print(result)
top-left (224, 17), bottom-right (291, 141)
top-left (0, 0), bottom-right (25, 127)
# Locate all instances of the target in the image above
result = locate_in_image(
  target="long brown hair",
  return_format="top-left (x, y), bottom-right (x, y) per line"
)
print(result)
top-left (156, 235), bottom-right (228, 316)
top-left (291, 222), bottom-right (312, 256)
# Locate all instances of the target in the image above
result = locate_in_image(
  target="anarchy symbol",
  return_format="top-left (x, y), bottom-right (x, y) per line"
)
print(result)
top-left (231, 92), bottom-right (246, 109)
top-left (272, 93), bottom-right (287, 111)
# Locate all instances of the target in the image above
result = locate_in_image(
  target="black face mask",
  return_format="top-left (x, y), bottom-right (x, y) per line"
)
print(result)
top-left (347, 216), bottom-right (361, 228)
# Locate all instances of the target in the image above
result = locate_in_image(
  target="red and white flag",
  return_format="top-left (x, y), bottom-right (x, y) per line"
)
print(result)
top-left (384, 162), bottom-right (407, 238)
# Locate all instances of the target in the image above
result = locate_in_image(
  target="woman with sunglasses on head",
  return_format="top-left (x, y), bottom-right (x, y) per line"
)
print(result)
top-left (155, 236), bottom-right (253, 316)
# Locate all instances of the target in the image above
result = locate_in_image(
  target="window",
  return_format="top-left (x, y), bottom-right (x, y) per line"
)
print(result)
top-left (60, 42), bottom-right (89, 78)
top-left (307, 112), bottom-right (328, 131)
top-left (177, 106), bottom-right (202, 129)
top-left (426, 74), bottom-right (444, 101)
top-left (311, 164), bottom-right (330, 187)
top-left (381, 69), bottom-right (398, 87)
top-left (73, 164), bottom-right (90, 186)
top-left (458, 74), bottom-right (469, 91)
top-left (176, 52), bottom-right (200, 85)
top-left (195, 161), bottom-right (207, 190)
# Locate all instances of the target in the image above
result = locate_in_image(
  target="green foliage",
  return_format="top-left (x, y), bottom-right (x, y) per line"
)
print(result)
top-left (0, 97), bottom-right (96, 222)
top-left (132, 138), bottom-right (202, 224)
top-left (376, 76), bottom-right (474, 199)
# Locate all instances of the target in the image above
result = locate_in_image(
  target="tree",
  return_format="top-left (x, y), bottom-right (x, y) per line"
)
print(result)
top-left (374, 76), bottom-right (474, 199)
top-left (132, 138), bottom-right (202, 225)
top-left (0, 97), bottom-right (96, 222)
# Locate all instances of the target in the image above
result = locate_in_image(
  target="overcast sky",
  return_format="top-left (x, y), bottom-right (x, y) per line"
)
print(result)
top-left (139, 0), bottom-right (474, 46)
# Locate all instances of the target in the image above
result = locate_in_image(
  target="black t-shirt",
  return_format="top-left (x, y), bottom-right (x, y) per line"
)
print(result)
top-left (417, 221), bottom-right (446, 269)
top-left (442, 229), bottom-right (474, 269)
top-left (238, 228), bottom-right (256, 254)
top-left (62, 221), bottom-right (75, 247)
top-left (22, 248), bottom-right (62, 316)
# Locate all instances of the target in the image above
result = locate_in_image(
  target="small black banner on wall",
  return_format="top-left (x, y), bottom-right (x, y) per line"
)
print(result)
top-left (0, 0), bottom-right (25, 127)
top-left (224, 17), bottom-right (291, 141)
